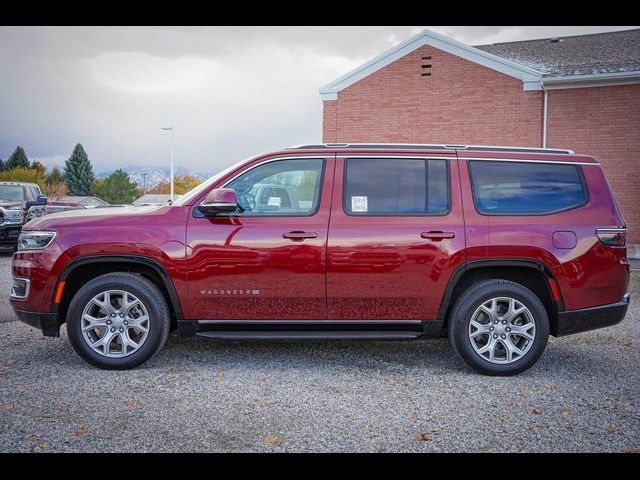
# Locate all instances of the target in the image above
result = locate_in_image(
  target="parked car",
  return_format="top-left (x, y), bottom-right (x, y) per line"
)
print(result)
top-left (133, 194), bottom-right (180, 206)
top-left (46, 199), bottom-right (85, 215)
top-left (0, 182), bottom-right (47, 251)
top-left (10, 144), bottom-right (630, 375)
top-left (55, 196), bottom-right (113, 209)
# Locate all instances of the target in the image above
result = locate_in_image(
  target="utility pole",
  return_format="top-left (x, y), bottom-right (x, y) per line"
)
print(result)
top-left (141, 173), bottom-right (149, 195)
top-left (161, 126), bottom-right (175, 202)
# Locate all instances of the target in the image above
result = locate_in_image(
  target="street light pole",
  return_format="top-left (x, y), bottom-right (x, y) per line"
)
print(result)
top-left (161, 126), bottom-right (175, 202)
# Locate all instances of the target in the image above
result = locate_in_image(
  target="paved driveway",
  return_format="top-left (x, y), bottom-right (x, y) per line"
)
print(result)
top-left (0, 254), bottom-right (638, 452)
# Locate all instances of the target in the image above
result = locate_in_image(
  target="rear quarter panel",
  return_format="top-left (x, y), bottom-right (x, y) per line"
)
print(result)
top-left (459, 154), bottom-right (628, 310)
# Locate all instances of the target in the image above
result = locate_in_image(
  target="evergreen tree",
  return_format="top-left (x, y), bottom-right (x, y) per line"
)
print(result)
top-left (0, 159), bottom-right (5, 172)
top-left (7, 146), bottom-right (30, 169)
top-left (64, 144), bottom-right (95, 195)
top-left (91, 169), bottom-right (139, 204)
top-left (46, 167), bottom-right (64, 186)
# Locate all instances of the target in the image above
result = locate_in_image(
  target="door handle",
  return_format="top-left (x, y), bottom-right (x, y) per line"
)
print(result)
top-left (283, 231), bottom-right (318, 240)
top-left (421, 231), bottom-right (455, 240)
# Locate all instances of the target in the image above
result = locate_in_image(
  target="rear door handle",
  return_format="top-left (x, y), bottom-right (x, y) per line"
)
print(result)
top-left (283, 231), bottom-right (317, 240)
top-left (421, 231), bottom-right (455, 240)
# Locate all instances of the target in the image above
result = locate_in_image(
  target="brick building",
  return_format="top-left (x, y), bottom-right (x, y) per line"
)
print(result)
top-left (320, 29), bottom-right (640, 246)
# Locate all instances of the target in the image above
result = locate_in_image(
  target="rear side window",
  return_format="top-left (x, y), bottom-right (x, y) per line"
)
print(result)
top-left (468, 160), bottom-right (587, 215)
top-left (344, 158), bottom-right (449, 215)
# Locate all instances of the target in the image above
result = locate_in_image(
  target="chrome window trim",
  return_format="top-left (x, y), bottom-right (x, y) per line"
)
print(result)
top-left (209, 156), bottom-right (328, 218)
top-left (458, 157), bottom-right (598, 166)
top-left (338, 155), bottom-right (454, 160)
top-left (596, 227), bottom-right (627, 233)
top-left (219, 155), bottom-right (329, 189)
top-left (342, 156), bottom-right (451, 217)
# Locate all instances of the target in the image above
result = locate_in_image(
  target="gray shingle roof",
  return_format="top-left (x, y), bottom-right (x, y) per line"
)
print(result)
top-left (475, 28), bottom-right (640, 77)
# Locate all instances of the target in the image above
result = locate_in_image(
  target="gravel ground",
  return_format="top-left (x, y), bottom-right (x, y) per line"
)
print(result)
top-left (0, 253), bottom-right (638, 452)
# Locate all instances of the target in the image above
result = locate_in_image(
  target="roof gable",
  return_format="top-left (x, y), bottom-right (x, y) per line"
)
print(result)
top-left (320, 28), bottom-right (640, 100)
top-left (319, 29), bottom-right (544, 100)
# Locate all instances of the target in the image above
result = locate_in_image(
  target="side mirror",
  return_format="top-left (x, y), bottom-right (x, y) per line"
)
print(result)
top-left (25, 194), bottom-right (48, 210)
top-left (197, 188), bottom-right (239, 217)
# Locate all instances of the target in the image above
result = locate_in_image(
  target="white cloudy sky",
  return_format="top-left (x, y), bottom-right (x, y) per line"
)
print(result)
top-left (0, 26), bottom-right (637, 173)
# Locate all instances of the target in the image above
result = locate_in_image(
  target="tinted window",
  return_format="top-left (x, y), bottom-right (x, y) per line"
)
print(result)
top-left (344, 158), bottom-right (449, 215)
top-left (469, 161), bottom-right (587, 215)
top-left (226, 158), bottom-right (323, 216)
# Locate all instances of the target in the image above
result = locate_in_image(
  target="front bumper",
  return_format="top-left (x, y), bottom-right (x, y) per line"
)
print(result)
top-left (556, 293), bottom-right (630, 336)
top-left (14, 309), bottom-right (60, 337)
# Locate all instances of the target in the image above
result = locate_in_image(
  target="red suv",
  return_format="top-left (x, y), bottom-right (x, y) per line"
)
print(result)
top-left (10, 144), bottom-right (630, 375)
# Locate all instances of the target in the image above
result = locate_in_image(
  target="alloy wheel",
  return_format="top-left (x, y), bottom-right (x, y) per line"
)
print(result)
top-left (80, 290), bottom-right (150, 358)
top-left (468, 297), bottom-right (536, 364)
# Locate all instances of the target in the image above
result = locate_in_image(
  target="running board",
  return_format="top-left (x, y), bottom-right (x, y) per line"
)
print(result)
top-left (195, 331), bottom-right (423, 341)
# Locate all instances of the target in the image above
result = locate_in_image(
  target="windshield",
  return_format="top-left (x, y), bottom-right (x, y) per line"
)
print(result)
top-left (0, 185), bottom-right (24, 202)
top-left (172, 158), bottom-right (249, 206)
top-left (82, 197), bottom-right (108, 207)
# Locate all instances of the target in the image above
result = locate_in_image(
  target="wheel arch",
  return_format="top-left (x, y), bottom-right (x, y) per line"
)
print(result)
top-left (438, 259), bottom-right (562, 336)
top-left (54, 255), bottom-right (183, 330)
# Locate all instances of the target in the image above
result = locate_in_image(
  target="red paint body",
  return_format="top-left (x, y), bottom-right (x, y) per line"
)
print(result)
top-left (11, 147), bottom-right (629, 328)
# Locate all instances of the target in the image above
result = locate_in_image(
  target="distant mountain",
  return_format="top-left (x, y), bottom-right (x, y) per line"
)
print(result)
top-left (94, 165), bottom-right (214, 189)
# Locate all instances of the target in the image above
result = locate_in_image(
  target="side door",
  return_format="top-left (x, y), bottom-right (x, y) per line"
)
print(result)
top-left (327, 155), bottom-right (465, 320)
top-left (185, 156), bottom-right (334, 320)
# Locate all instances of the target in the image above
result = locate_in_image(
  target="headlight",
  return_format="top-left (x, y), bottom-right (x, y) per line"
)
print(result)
top-left (17, 231), bottom-right (56, 251)
top-left (0, 208), bottom-right (24, 224)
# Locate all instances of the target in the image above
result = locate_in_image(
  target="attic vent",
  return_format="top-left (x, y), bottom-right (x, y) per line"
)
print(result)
top-left (421, 56), bottom-right (432, 77)
top-left (550, 38), bottom-right (563, 43)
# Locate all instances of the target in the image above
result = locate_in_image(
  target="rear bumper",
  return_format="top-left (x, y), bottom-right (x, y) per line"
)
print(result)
top-left (556, 294), bottom-right (630, 336)
top-left (14, 309), bottom-right (60, 337)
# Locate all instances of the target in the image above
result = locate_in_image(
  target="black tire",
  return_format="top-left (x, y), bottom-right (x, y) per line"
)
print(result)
top-left (449, 279), bottom-right (549, 376)
top-left (66, 272), bottom-right (170, 370)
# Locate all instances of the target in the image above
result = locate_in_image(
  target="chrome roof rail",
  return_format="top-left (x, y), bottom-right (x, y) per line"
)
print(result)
top-left (287, 143), bottom-right (574, 155)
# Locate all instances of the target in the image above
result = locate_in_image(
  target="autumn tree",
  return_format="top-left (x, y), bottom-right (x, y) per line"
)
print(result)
top-left (43, 180), bottom-right (69, 197)
top-left (44, 167), bottom-right (68, 197)
top-left (150, 174), bottom-right (202, 195)
top-left (46, 167), bottom-right (64, 186)
top-left (30, 160), bottom-right (46, 176)
top-left (0, 167), bottom-right (46, 190)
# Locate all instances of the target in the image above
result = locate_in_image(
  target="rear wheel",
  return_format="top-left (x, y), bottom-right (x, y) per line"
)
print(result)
top-left (67, 273), bottom-right (170, 370)
top-left (449, 280), bottom-right (549, 376)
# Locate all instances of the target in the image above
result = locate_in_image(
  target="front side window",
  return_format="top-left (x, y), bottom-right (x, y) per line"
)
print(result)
top-left (468, 160), bottom-right (587, 215)
top-left (344, 158), bottom-right (449, 215)
top-left (225, 158), bottom-right (324, 216)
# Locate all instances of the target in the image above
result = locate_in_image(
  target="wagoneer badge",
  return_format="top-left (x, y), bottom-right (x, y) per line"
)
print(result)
top-left (200, 289), bottom-right (261, 296)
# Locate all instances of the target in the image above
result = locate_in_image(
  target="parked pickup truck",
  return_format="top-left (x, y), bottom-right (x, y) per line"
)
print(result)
top-left (0, 182), bottom-right (47, 251)
top-left (10, 144), bottom-right (630, 375)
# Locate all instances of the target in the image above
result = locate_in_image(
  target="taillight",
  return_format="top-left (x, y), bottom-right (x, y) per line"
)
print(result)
top-left (596, 228), bottom-right (626, 246)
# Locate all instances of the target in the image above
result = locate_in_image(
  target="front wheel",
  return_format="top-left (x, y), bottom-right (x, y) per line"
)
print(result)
top-left (67, 273), bottom-right (170, 370)
top-left (449, 280), bottom-right (549, 376)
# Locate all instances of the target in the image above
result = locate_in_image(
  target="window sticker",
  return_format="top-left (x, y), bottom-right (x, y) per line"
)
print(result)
top-left (267, 197), bottom-right (282, 207)
top-left (351, 196), bottom-right (368, 212)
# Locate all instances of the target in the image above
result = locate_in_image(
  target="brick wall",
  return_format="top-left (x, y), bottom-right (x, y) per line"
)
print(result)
top-left (323, 46), bottom-right (640, 243)
top-left (323, 45), bottom-right (543, 146)
top-left (547, 85), bottom-right (640, 242)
